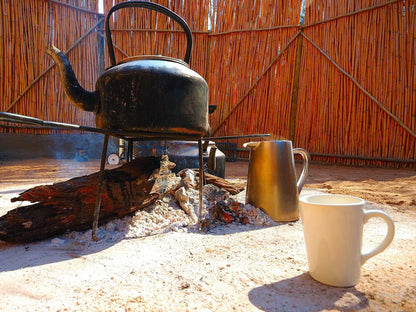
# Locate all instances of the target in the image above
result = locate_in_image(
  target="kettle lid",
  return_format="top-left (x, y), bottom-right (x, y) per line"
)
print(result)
top-left (118, 55), bottom-right (189, 67)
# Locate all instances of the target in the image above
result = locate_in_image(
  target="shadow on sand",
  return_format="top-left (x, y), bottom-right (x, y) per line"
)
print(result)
top-left (248, 273), bottom-right (369, 311)
top-left (0, 227), bottom-right (127, 272)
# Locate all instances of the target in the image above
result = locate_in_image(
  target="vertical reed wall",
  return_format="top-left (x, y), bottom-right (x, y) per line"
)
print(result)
top-left (1, 0), bottom-right (415, 167)
top-left (0, 0), bottom-right (101, 133)
top-left (296, 0), bottom-right (416, 167)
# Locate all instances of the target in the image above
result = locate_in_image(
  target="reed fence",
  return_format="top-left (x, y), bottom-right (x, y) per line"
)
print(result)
top-left (1, 0), bottom-right (414, 167)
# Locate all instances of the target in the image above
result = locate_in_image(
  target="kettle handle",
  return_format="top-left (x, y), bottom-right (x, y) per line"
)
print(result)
top-left (293, 148), bottom-right (311, 192)
top-left (105, 1), bottom-right (193, 66)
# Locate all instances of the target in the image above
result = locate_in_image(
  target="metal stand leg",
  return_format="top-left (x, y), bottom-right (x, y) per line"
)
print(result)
top-left (127, 140), bottom-right (133, 162)
top-left (198, 138), bottom-right (204, 223)
top-left (92, 134), bottom-right (109, 241)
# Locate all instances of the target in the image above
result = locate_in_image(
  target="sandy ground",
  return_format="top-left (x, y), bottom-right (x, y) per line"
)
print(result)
top-left (0, 159), bottom-right (415, 312)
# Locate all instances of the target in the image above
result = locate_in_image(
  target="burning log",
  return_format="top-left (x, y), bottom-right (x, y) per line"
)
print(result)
top-left (0, 157), bottom-right (160, 243)
top-left (0, 155), bottom-right (248, 243)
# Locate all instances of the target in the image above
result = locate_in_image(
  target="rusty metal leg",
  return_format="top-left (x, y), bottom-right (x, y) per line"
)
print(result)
top-left (198, 138), bottom-right (204, 223)
top-left (92, 134), bottom-right (109, 241)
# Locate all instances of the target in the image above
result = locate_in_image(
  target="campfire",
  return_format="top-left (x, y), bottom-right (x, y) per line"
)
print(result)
top-left (0, 155), bottom-right (272, 243)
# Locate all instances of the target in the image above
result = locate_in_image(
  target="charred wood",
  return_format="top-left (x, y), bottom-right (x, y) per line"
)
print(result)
top-left (0, 157), bottom-right (160, 243)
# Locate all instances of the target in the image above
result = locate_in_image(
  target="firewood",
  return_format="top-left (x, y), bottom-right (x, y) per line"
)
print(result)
top-left (0, 157), bottom-right (160, 243)
top-left (193, 170), bottom-right (246, 195)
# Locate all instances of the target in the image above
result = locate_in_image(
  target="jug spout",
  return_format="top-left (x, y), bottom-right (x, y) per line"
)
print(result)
top-left (243, 141), bottom-right (261, 149)
top-left (47, 45), bottom-right (99, 112)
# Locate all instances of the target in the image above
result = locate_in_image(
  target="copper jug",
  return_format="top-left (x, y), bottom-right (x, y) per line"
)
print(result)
top-left (243, 140), bottom-right (310, 221)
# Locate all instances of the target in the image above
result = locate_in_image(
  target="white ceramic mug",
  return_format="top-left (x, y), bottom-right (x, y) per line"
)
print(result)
top-left (299, 194), bottom-right (395, 287)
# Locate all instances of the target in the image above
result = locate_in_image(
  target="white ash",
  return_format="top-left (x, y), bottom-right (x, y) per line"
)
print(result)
top-left (61, 163), bottom-right (272, 245)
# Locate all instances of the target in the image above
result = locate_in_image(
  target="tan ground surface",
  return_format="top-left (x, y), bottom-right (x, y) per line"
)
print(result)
top-left (0, 159), bottom-right (415, 311)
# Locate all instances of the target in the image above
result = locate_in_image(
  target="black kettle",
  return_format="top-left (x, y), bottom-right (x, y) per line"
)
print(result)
top-left (47, 1), bottom-right (209, 139)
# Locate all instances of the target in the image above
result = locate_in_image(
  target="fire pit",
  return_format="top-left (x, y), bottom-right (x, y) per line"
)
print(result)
top-left (1, 1), bottom-right (210, 240)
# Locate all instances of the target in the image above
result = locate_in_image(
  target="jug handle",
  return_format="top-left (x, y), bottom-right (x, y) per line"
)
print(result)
top-left (105, 1), bottom-right (193, 66)
top-left (293, 148), bottom-right (311, 192)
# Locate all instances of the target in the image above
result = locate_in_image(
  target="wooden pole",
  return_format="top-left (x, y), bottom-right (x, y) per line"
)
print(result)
top-left (289, 32), bottom-right (303, 142)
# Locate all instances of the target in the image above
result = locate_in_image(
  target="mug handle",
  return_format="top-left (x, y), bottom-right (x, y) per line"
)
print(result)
top-left (293, 148), bottom-right (311, 192)
top-left (361, 210), bottom-right (395, 264)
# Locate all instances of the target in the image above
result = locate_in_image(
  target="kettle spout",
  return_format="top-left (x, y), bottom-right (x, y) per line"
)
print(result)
top-left (47, 45), bottom-right (98, 112)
